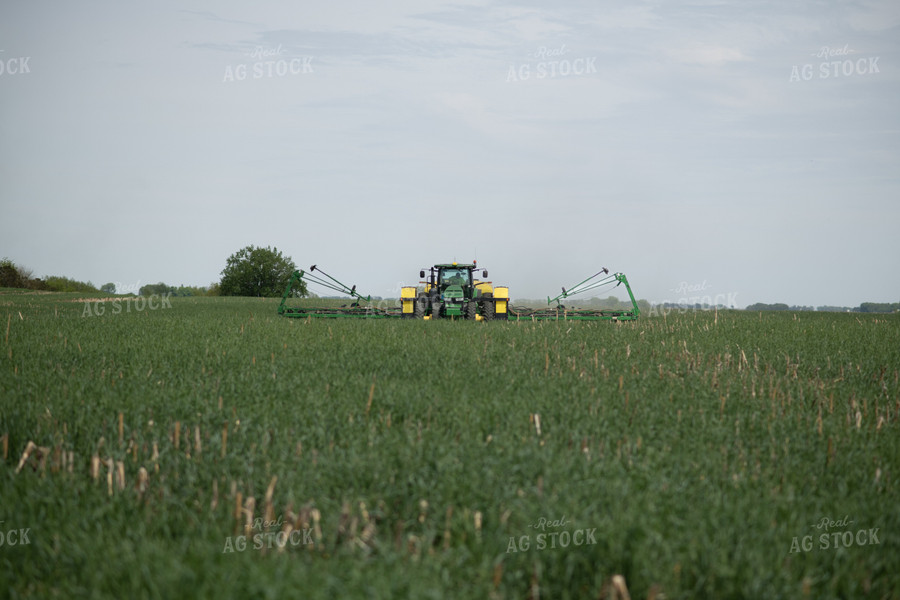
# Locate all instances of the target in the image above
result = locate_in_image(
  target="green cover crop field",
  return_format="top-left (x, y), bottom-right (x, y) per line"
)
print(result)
top-left (1, 292), bottom-right (898, 599)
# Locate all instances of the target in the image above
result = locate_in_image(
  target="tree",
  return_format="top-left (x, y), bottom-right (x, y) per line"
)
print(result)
top-left (140, 282), bottom-right (174, 296)
top-left (745, 303), bottom-right (790, 311)
top-left (858, 302), bottom-right (900, 313)
top-left (42, 276), bottom-right (98, 293)
top-left (219, 245), bottom-right (303, 298)
top-left (0, 258), bottom-right (23, 288)
top-left (101, 282), bottom-right (116, 294)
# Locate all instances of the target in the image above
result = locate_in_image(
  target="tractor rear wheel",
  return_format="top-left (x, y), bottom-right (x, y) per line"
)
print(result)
top-left (466, 301), bottom-right (477, 320)
top-left (414, 294), bottom-right (427, 319)
top-left (482, 294), bottom-right (495, 321)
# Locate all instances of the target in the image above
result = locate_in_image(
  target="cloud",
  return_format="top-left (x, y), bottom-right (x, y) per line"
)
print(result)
top-left (178, 9), bottom-right (264, 29)
top-left (594, 5), bottom-right (662, 30)
top-left (666, 42), bottom-right (748, 66)
top-left (434, 91), bottom-right (532, 139)
top-left (847, 0), bottom-right (900, 32)
top-left (505, 11), bottom-right (571, 41)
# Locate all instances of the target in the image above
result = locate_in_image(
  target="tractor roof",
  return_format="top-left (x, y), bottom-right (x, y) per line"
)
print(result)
top-left (434, 263), bottom-right (476, 269)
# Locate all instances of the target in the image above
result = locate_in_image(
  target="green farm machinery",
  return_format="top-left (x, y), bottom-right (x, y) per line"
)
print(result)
top-left (507, 267), bottom-right (640, 321)
top-left (277, 265), bottom-right (400, 319)
top-left (278, 263), bottom-right (639, 321)
top-left (407, 262), bottom-right (507, 320)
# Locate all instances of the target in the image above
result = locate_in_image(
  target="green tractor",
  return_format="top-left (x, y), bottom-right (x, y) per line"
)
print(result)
top-left (401, 262), bottom-right (509, 320)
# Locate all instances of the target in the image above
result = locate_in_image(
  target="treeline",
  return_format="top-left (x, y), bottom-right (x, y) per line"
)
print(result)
top-left (746, 302), bottom-right (900, 313)
top-left (1, 258), bottom-right (218, 296)
top-left (858, 302), bottom-right (900, 313)
top-left (1, 259), bottom-right (100, 293)
top-left (137, 282), bottom-right (219, 297)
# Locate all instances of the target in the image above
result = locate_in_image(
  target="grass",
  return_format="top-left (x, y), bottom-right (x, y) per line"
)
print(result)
top-left (1, 293), bottom-right (898, 598)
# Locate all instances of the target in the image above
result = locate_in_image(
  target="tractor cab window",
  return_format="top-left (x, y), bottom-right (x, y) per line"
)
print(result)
top-left (440, 268), bottom-right (469, 286)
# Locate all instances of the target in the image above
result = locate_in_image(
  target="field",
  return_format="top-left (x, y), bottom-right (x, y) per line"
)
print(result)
top-left (1, 292), bottom-right (898, 598)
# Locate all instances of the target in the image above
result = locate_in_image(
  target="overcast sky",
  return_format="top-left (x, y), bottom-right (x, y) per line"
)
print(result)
top-left (2, 1), bottom-right (898, 307)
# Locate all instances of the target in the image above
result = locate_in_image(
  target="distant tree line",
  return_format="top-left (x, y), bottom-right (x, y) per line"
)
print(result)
top-left (2, 246), bottom-right (301, 300)
top-left (1, 258), bottom-right (100, 293)
top-left (655, 301), bottom-right (732, 310)
top-left (858, 302), bottom-right (900, 313)
top-left (1, 258), bottom-right (220, 296)
top-left (746, 302), bottom-right (900, 313)
top-left (137, 282), bottom-right (219, 297)
top-left (745, 303), bottom-right (794, 311)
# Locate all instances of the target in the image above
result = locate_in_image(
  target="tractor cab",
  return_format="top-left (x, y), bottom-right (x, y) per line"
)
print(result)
top-left (420, 263), bottom-right (486, 293)
top-left (438, 266), bottom-right (471, 289)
